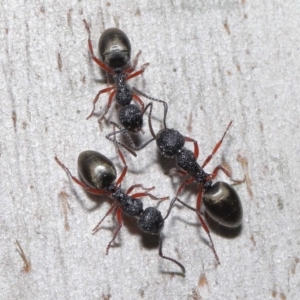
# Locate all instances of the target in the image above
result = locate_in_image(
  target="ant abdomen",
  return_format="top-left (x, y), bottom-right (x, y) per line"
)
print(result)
top-left (203, 181), bottom-right (243, 228)
top-left (77, 150), bottom-right (117, 189)
top-left (98, 28), bottom-right (131, 70)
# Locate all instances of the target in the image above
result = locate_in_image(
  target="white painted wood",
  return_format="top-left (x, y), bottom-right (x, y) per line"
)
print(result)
top-left (1, 1), bottom-right (299, 299)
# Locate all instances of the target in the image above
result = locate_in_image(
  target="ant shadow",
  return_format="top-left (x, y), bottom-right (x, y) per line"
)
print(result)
top-left (204, 213), bottom-right (243, 238)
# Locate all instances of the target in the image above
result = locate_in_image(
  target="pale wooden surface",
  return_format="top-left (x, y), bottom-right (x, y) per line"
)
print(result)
top-left (1, 1), bottom-right (300, 299)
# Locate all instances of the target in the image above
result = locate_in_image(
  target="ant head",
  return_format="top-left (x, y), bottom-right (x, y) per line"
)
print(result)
top-left (138, 207), bottom-right (164, 235)
top-left (99, 28), bottom-right (131, 71)
top-left (156, 128), bottom-right (185, 157)
top-left (77, 150), bottom-right (117, 190)
top-left (203, 181), bottom-right (243, 228)
top-left (118, 104), bottom-right (143, 132)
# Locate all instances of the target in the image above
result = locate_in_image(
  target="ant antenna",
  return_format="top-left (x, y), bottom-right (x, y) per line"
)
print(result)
top-left (132, 87), bottom-right (168, 130)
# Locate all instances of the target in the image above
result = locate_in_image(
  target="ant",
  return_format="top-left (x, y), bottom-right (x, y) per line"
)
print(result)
top-left (55, 147), bottom-right (186, 273)
top-left (108, 88), bottom-right (244, 264)
top-left (85, 26), bottom-right (165, 155)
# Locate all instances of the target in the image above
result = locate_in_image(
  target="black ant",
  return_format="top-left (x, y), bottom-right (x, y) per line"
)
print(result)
top-left (108, 88), bottom-right (244, 264)
top-left (85, 26), bottom-right (166, 155)
top-left (55, 147), bottom-right (186, 273)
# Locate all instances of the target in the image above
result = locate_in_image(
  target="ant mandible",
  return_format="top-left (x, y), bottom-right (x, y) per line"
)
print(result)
top-left (108, 88), bottom-right (244, 264)
top-left (55, 146), bottom-right (185, 273)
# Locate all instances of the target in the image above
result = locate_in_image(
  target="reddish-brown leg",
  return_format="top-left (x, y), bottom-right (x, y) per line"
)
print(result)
top-left (86, 87), bottom-right (115, 120)
top-left (176, 177), bottom-right (195, 197)
top-left (83, 23), bottom-right (113, 74)
top-left (195, 184), bottom-right (220, 264)
top-left (131, 191), bottom-right (169, 201)
top-left (125, 63), bottom-right (149, 81)
top-left (88, 39), bottom-right (112, 73)
top-left (126, 184), bottom-right (154, 195)
top-left (106, 207), bottom-right (123, 254)
top-left (205, 165), bottom-right (245, 184)
top-left (98, 90), bottom-right (117, 121)
top-left (184, 136), bottom-right (199, 159)
top-left (202, 121), bottom-right (233, 168)
top-left (92, 203), bottom-right (117, 233)
top-left (126, 50), bottom-right (142, 73)
top-left (55, 157), bottom-right (106, 196)
top-left (132, 93), bottom-right (144, 110)
top-left (174, 174), bottom-right (220, 263)
top-left (115, 145), bottom-right (128, 186)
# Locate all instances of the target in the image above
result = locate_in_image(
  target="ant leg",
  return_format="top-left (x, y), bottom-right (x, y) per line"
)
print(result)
top-left (127, 184), bottom-right (168, 201)
top-left (132, 93), bottom-right (144, 110)
top-left (106, 207), bottom-right (123, 254)
top-left (158, 235), bottom-right (186, 273)
top-left (125, 63), bottom-right (149, 81)
top-left (120, 102), bottom-right (158, 151)
top-left (176, 177), bottom-right (195, 196)
top-left (147, 101), bottom-right (156, 138)
top-left (184, 136), bottom-right (199, 159)
top-left (87, 38), bottom-right (112, 73)
top-left (115, 141), bottom-right (129, 186)
top-left (166, 197), bottom-right (196, 214)
top-left (195, 185), bottom-right (220, 264)
top-left (202, 121), bottom-right (233, 168)
top-left (140, 102), bottom-right (152, 117)
top-left (126, 50), bottom-right (142, 73)
top-left (132, 50), bottom-right (141, 70)
top-left (83, 19), bottom-right (91, 35)
top-left (167, 194), bottom-right (220, 264)
top-left (131, 191), bottom-right (169, 201)
top-left (206, 165), bottom-right (245, 184)
top-left (86, 87), bottom-right (115, 120)
top-left (55, 157), bottom-right (106, 196)
top-left (92, 203), bottom-right (117, 233)
top-left (132, 88), bottom-right (168, 130)
top-left (129, 137), bottom-right (156, 152)
top-left (83, 20), bottom-right (113, 73)
top-left (126, 184), bottom-right (154, 195)
top-left (85, 26), bottom-right (116, 119)
top-left (106, 124), bottom-right (137, 157)
top-left (99, 90), bottom-right (117, 122)
top-left (107, 121), bottom-right (155, 154)
top-left (163, 197), bottom-right (180, 220)
top-left (173, 180), bottom-right (220, 263)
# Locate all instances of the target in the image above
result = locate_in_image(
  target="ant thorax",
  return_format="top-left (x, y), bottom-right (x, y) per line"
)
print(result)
top-left (176, 148), bottom-right (212, 188)
top-left (112, 188), bottom-right (144, 217)
top-left (113, 73), bottom-right (132, 106)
